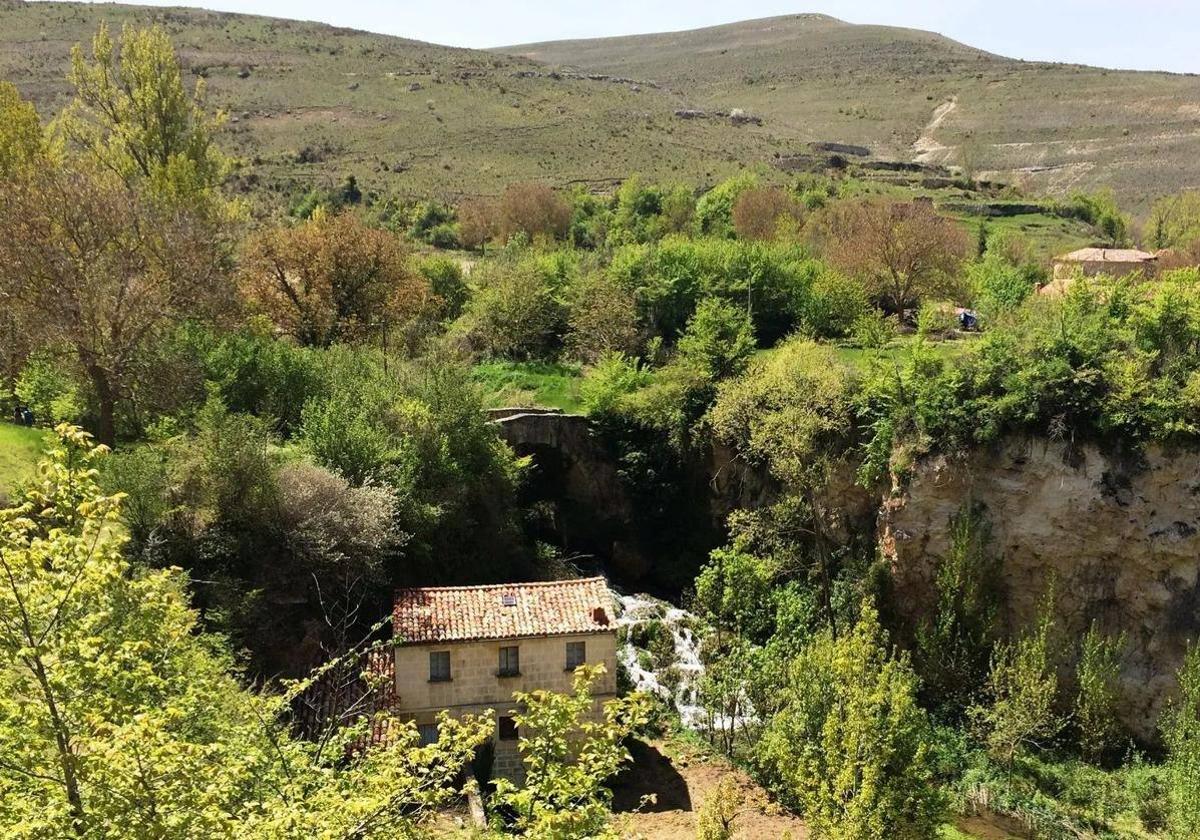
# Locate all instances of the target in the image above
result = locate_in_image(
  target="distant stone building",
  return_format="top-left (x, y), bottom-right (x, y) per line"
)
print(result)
top-left (389, 577), bottom-right (617, 780)
top-left (1042, 247), bottom-right (1160, 297)
top-left (1052, 247), bottom-right (1159, 281)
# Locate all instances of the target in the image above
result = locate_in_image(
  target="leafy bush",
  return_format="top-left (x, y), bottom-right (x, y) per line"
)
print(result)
top-left (695, 172), bottom-right (759, 239)
top-left (417, 255), bottom-right (470, 320)
top-left (696, 775), bottom-right (742, 840)
top-left (609, 175), bottom-right (695, 244)
top-left (15, 349), bottom-right (84, 425)
top-left (566, 272), bottom-right (643, 363)
top-left (755, 603), bottom-right (944, 838)
top-left (1162, 643), bottom-right (1200, 837)
top-left (450, 255), bottom-right (570, 360)
top-left (794, 268), bottom-right (871, 339)
top-left (580, 352), bottom-right (651, 416)
top-left (676, 297), bottom-right (756, 381)
top-left (408, 199), bottom-right (458, 247)
top-left (609, 237), bottom-right (816, 344)
top-left (915, 502), bottom-right (1003, 719)
top-left (970, 591), bottom-right (1063, 765)
top-left (967, 253), bottom-right (1039, 315)
top-left (1074, 622), bottom-right (1126, 765)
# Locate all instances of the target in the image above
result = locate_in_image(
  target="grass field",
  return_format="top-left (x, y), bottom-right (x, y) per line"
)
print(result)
top-left (0, 422), bottom-right (48, 494)
top-left (3, 4), bottom-right (1199, 213)
top-left (472, 361), bottom-right (585, 413)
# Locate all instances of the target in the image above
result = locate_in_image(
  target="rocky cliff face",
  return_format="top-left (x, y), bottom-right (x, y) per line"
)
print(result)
top-left (491, 412), bottom-right (1199, 736)
top-left (882, 437), bottom-right (1200, 737)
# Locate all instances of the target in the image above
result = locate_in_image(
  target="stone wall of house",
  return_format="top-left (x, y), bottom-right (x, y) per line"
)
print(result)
top-left (393, 630), bottom-right (618, 781)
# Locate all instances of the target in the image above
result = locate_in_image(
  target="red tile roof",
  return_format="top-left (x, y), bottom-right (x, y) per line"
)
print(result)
top-left (393, 577), bottom-right (614, 644)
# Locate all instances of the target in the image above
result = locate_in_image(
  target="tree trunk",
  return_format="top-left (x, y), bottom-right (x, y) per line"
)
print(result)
top-left (84, 364), bottom-right (116, 447)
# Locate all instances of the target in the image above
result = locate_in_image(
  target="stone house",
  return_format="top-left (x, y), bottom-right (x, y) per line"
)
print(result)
top-left (1049, 246), bottom-right (1158, 282)
top-left (390, 576), bottom-right (617, 780)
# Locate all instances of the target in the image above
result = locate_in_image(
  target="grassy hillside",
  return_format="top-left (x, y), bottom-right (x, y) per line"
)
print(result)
top-left (0, 0), bottom-right (786, 206)
top-left (4, 3), bottom-right (1198, 212)
top-left (501, 14), bottom-right (1200, 212)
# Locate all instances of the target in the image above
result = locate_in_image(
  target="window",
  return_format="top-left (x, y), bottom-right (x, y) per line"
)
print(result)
top-left (429, 650), bottom-right (451, 682)
top-left (498, 645), bottom-right (520, 677)
top-left (417, 723), bottom-right (439, 746)
top-left (565, 641), bottom-right (586, 670)
top-left (498, 716), bottom-right (519, 741)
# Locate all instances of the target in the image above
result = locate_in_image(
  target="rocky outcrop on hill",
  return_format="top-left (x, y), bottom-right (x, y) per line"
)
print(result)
top-left (881, 438), bottom-right (1200, 738)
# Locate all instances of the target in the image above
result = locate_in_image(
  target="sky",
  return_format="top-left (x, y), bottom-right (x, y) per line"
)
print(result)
top-left (80, 0), bottom-right (1200, 74)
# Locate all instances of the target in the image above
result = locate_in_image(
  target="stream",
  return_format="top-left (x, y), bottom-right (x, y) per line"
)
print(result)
top-left (612, 591), bottom-right (748, 731)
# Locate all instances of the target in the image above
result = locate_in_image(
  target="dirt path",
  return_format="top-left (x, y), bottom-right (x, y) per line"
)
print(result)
top-left (610, 739), bottom-right (807, 839)
top-left (914, 96), bottom-right (958, 163)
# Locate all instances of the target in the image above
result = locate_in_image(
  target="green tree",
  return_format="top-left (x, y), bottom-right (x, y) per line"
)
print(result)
top-left (0, 81), bottom-right (49, 177)
top-left (1074, 621), bottom-right (1126, 764)
top-left (971, 590), bottom-right (1064, 764)
top-left (493, 665), bottom-right (652, 839)
top-left (59, 23), bottom-right (227, 206)
top-left (755, 603), bottom-right (943, 839)
top-left (676, 297), bottom-right (756, 382)
top-left (0, 425), bottom-right (491, 837)
top-left (1148, 191), bottom-right (1200, 251)
top-left (1163, 642), bottom-right (1200, 838)
top-left (695, 172), bottom-right (758, 238)
top-left (914, 502), bottom-right (1003, 719)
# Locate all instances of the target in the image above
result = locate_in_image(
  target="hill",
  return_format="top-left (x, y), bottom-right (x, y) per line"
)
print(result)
top-left (0, 1), bottom-right (787, 206)
top-left (3, 3), bottom-right (1199, 212)
top-left (504, 14), bottom-right (1200, 212)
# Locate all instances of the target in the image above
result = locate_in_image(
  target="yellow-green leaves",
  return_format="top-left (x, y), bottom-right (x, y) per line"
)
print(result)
top-left (59, 23), bottom-right (228, 208)
top-left (493, 665), bottom-right (652, 839)
top-left (0, 427), bottom-right (491, 838)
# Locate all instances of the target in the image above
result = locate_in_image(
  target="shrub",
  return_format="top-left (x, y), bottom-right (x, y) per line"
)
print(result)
top-left (450, 257), bottom-right (569, 360)
top-left (1074, 622), bottom-right (1127, 765)
top-left (15, 350), bottom-right (84, 425)
top-left (916, 300), bottom-right (958, 338)
top-left (732, 186), bottom-right (802, 241)
top-left (755, 603), bottom-right (944, 838)
top-left (971, 591), bottom-right (1064, 765)
top-left (1059, 189), bottom-right (1131, 246)
top-left (457, 196), bottom-right (498, 250)
top-left (566, 272), bottom-right (642, 363)
top-left (1162, 643), bottom-right (1200, 837)
top-left (850, 309), bottom-right (895, 349)
top-left (696, 776), bottom-right (742, 840)
top-left (609, 175), bottom-right (694, 244)
top-left (580, 352), bottom-right (651, 416)
top-left (695, 172), bottom-right (759, 238)
top-left (417, 255), bottom-right (469, 320)
top-left (915, 502), bottom-right (1003, 719)
top-left (676, 298), bottom-right (756, 381)
top-left (795, 268), bottom-right (870, 339)
top-left (967, 253), bottom-right (1039, 315)
top-left (610, 237), bottom-right (815, 343)
top-left (408, 200), bottom-right (458, 247)
top-left (496, 182), bottom-right (571, 243)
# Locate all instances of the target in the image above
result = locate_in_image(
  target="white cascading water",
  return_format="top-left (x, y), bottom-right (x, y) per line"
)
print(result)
top-left (611, 591), bottom-right (712, 729)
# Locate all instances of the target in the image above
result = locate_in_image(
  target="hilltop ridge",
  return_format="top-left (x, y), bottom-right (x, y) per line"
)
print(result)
top-left (4, 3), bottom-right (1200, 209)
